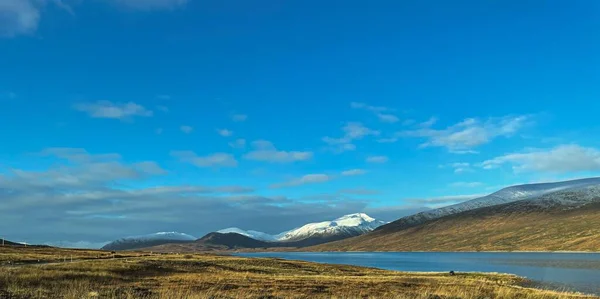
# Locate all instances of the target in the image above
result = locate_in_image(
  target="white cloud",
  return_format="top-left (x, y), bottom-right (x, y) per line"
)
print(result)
top-left (109, 0), bottom-right (189, 10)
top-left (481, 144), bottom-right (600, 173)
top-left (449, 181), bottom-right (483, 188)
top-left (376, 113), bottom-right (399, 123)
top-left (439, 162), bottom-right (474, 174)
top-left (376, 137), bottom-right (398, 143)
top-left (74, 101), bottom-right (153, 120)
top-left (0, 0), bottom-right (40, 37)
top-left (407, 193), bottom-right (485, 208)
top-left (229, 138), bottom-right (246, 149)
top-left (244, 140), bottom-right (312, 163)
top-left (180, 125), bottom-right (193, 133)
top-left (217, 129), bottom-right (233, 137)
top-left (350, 102), bottom-right (390, 113)
top-left (401, 115), bottom-right (531, 152)
top-left (271, 174), bottom-right (331, 188)
top-left (231, 114), bottom-right (247, 122)
top-left (418, 117), bottom-right (438, 128)
top-left (366, 155), bottom-right (389, 164)
top-left (323, 122), bottom-right (379, 153)
top-left (351, 102), bottom-right (399, 123)
top-left (1, 0), bottom-right (186, 38)
top-left (341, 169), bottom-right (366, 176)
top-left (171, 151), bottom-right (238, 168)
top-left (338, 188), bottom-right (379, 195)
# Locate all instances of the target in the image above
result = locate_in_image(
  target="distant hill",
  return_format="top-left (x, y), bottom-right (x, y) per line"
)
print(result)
top-left (310, 183), bottom-right (600, 252)
top-left (102, 232), bottom-right (196, 251)
top-left (0, 239), bottom-right (50, 248)
top-left (142, 213), bottom-right (388, 252)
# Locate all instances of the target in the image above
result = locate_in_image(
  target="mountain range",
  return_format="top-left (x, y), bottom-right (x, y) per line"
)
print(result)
top-left (100, 177), bottom-right (600, 252)
top-left (310, 178), bottom-right (600, 252)
top-left (104, 213), bottom-right (387, 251)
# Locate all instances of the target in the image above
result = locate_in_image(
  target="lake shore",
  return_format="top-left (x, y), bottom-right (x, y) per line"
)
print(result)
top-left (1, 246), bottom-right (598, 298)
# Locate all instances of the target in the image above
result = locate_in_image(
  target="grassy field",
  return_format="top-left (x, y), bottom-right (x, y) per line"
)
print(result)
top-left (0, 246), bottom-right (597, 299)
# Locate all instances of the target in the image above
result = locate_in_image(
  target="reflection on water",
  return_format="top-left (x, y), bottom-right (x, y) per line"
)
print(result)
top-left (236, 252), bottom-right (600, 295)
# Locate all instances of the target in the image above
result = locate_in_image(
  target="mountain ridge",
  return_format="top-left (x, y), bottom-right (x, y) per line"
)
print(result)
top-left (309, 182), bottom-right (600, 252)
top-left (101, 232), bottom-right (196, 251)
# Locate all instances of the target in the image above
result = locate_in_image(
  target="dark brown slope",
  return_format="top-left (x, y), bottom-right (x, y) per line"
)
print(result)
top-left (309, 189), bottom-right (600, 252)
top-left (0, 239), bottom-right (22, 246)
top-left (141, 231), bottom-right (366, 252)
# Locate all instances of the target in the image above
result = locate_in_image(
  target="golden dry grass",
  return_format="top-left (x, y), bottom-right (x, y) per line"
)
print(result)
top-left (0, 247), bottom-right (597, 299)
top-left (310, 205), bottom-right (600, 252)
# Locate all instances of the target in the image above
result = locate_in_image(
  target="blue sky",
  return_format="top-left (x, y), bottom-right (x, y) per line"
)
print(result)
top-left (1, 0), bottom-right (600, 247)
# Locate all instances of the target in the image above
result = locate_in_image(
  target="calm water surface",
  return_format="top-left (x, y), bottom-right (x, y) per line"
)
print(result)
top-left (237, 252), bottom-right (600, 295)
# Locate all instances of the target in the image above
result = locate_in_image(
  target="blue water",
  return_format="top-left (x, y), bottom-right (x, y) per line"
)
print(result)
top-left (236, 252), bottom-right (600, 295)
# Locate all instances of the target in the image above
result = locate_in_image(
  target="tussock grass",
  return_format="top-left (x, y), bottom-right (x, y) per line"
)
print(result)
top-left (0, 247), bottom-right (596, 299)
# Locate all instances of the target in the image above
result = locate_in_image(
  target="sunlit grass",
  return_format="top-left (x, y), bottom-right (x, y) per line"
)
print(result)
top-left (0, 246), bottom-right (596, 298)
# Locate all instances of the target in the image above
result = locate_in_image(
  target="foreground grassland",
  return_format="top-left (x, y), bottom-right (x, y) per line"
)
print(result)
top-left (0, 247), bottom-right (597, 299)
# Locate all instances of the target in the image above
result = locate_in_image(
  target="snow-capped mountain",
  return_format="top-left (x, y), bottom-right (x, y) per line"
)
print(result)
top-left (215, 213), bottom-right (386, 244)
top-left (277, 213), bottom-right (387, 242)
top-left (101, 232), bottom-right (196, 251)
top-left (378, 177), bottom-right (600, 232)
top-left (217, 228), bottom-right (278, 242)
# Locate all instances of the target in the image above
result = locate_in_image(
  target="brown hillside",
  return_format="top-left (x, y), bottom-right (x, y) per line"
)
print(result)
top-left (309, 202), bottom-right (600, 252)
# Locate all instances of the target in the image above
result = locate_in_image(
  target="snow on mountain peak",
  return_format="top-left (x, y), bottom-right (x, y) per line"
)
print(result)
top-left (213, 213), bottom-right (386, 243)
top-left (276, 213), bottom-right (386, 242)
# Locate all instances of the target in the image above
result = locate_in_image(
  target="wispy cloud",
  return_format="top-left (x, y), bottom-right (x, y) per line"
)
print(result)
top-left (401, 115), bottom-right (532, 153)
top-left (407, 193), bottom-right (485, 208)
top-left (229, 138), bottom-right (246, 149)
top-left (171, 151), bottom-right (238, 168)
top-left (376, 113), bottom-right (399, 123)
top-left (1, 0), bottom-right (185, 38)
top-left (366, 155), bottom-right (389, 164)
top-left (244, 140), bottom-right (312, 163)
top-left (449, 181), bottom-right (483, 188)
top-left (156, 105), bottom-right (169, 112)
top-left (341, 169), bottom-right (367, 176)
top-left (217, 129), bottom-right (233, 137)
top-left (271, 174), bottom-right (331, 188)
top-left (351, 102), bottom-right (399, 123)
top-left (231, 114), bottom-right (248, 122)
top-left (0, 0), bottom-right (40, 37)
top-left (481, 144), bottom-right (600, 173)
top-left (271, 168), bottom-right (367, 189)
top-left (108, 0), bottom-right (189, 10)
top-left (73, 101), bottom-right (153, 120)
top-left (418, 117), bottom-right (438, 128)
top-left (323, 122), bottom-right (379, 153)
top-left (338, 188), bottom-right (379, 195)
top-left (439, 162), bottom-right (474, 174)
top-left (180, 125), bottom-right (193, 133)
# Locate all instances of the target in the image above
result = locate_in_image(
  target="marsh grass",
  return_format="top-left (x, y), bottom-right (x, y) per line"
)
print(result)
top-left (0, 246), bottom-right (596, 299)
